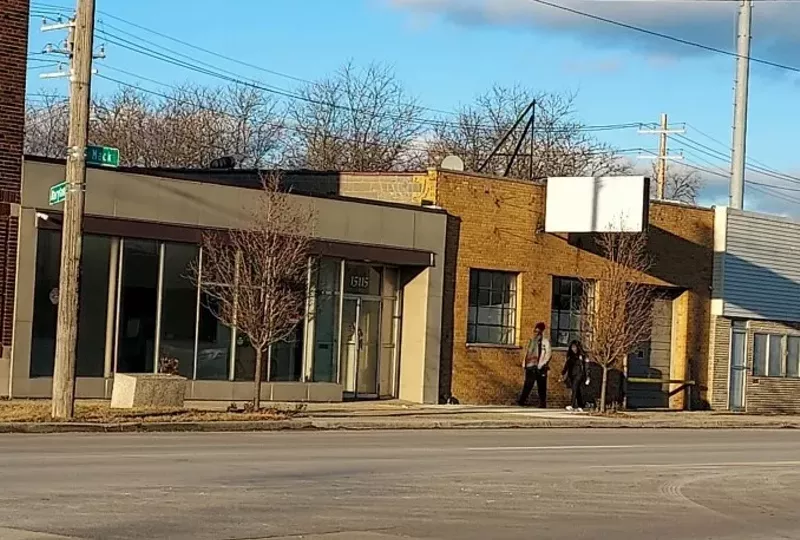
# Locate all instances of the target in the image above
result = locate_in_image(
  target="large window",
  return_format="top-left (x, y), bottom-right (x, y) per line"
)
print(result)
top-left (753, 333), bottom-right (800, 378)
top-left (550, 277), bottom-right (591, 348)
top-left (30, 230), bottom-right (111, 378)
top-left (467, 269), bottom-right (517, 346)
top-left (159, 243), bottom-right (200, 379)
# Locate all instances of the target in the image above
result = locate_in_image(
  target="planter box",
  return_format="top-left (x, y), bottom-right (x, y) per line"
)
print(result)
top-left (111, 373), bottom-right (187, 409)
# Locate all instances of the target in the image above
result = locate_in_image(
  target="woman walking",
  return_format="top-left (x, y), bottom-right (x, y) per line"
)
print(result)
top-left (562, 340), bottom-right (590, 412)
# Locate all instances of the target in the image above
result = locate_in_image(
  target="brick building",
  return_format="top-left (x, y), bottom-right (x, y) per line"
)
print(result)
top-left (0, 0), bottom-right (29, 364)
top-left (418, 169), bottom-right (715, 409)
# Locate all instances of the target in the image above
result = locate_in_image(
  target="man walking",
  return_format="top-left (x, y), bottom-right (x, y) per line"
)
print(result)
top-left (517, 322), bottom-right (552, 408)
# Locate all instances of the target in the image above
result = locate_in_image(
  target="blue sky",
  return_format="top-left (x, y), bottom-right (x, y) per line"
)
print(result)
top-left (26, 0), bottom-right (800, 215)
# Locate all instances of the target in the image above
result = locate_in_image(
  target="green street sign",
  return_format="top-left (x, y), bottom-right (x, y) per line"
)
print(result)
top-left (49, 181), bottom-right (67, 205)
top-left (86, 145), bottom-right (120, 168)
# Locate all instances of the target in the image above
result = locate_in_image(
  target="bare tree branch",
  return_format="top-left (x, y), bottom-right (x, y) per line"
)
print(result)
top-left (426, 85), bottom-right (630, 180)
top-left (650, 162), bottom-right (702, 204)
top-left (580, 231), bottom-right (656, 412)
top-left (286, 61), bottom-right (426, 171)
top-left (25, 85), bottom-right (285, 168)
top-left (188, 174), bottom-right (315, 409)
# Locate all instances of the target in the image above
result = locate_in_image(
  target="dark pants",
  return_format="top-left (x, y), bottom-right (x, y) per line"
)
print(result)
top-left (518, 366), bottom-right (547, 408)
top-left (570, 377), bottom-right (585, 409)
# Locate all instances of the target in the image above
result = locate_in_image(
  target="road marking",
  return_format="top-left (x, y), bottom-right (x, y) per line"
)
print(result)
top-left (467, 445), bottom-right (640, 451)
top-left (592, 460), bottom-right (800, 470)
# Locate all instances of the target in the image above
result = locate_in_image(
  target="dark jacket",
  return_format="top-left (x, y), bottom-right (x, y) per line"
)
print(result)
top-left (562, 352), bottom-right (588, 384)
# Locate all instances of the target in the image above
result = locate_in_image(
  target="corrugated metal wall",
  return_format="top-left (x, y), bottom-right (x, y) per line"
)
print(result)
top-left (720, 209), bottom-right (800, 322)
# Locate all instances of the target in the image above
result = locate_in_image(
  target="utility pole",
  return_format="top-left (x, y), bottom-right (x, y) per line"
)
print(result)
top-left (51, 0), bottom-right (96, 420)
top-left (730, 0), bottom-right (752, 210)
top-left (656, 113), bottom-right (669, 200)
top-left (638, 114), bottom-right (684, 200)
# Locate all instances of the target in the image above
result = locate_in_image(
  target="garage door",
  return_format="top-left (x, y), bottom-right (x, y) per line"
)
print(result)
top-left (627, 296), bottom-right (673, 409)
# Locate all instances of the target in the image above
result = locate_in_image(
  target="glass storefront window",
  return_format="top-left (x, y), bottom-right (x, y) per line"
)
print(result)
top-left (196, 292), bottom-right (232, 380)
top-left (159, 243), bottom-right (199, 379)
top-left (30, 230), bottom-right (111, 378)
top-left (30, 229), bottom-right (61, 377)
top-left (76, 236), bottom-right (111, 377)
top-left (271, 326), bottom-right (303, 381)
top-left (344, 263), bottom-right (382, 296)
top-left (116, 239), bottom-right (159, 373)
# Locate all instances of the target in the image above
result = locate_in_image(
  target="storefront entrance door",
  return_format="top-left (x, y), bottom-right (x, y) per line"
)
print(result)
top-left (341, 297), bottom-right (380, 398)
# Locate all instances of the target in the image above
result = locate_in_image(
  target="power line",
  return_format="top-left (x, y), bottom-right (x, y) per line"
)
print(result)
top-left (527, 0), bottom-right (800, 74)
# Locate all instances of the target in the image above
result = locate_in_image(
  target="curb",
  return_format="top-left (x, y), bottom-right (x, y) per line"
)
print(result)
top-left (1, 417), bottom-right (800, 433)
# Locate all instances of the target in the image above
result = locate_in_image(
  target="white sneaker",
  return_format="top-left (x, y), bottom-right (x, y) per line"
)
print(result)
top-left (565, 406), bottom-right (574, 412)
top-left (576, 408), bottom-right (584, 413)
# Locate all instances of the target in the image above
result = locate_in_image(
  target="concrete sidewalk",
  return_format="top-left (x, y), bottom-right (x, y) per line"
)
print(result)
top-left (3, 400), bottom-right (800, 433)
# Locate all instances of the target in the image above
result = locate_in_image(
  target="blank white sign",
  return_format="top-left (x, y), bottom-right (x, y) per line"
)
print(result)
top-left (544, 176), bottom-right (649, 233)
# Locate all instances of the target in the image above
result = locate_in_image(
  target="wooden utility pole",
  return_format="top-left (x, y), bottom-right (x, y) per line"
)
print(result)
top-left (656, 113), bottom-right (668, 200)
top-left (638, 114), bottom-right (684, 200)
top-left (51, 0), bottom-right (96, 420)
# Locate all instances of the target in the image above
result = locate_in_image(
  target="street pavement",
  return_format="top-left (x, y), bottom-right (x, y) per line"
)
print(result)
top-left (1, 430), bottom-right (800, 540)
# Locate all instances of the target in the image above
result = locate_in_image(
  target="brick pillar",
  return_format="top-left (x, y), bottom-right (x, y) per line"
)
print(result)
top-left (0, 0), bottom-right (30, 356)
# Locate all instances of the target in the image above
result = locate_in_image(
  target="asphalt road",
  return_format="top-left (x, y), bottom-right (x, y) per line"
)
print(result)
top-left (2, 430), bottom-right (800, 540)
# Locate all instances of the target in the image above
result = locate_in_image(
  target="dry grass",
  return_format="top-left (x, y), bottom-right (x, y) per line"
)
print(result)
top-left (0, 400), bottom-right (291, 423)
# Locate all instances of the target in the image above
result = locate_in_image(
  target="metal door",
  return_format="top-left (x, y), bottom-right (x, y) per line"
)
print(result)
top-left (729, 329), bottom-right (747, 411)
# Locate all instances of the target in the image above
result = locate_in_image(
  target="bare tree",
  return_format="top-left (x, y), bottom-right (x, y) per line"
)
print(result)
top-left (287, 61), bottom-right (426, 171)
top-left (426, 85), bottom-right (629, 180)
top-left (189, 175), bottom-right (315, 409)
top-left (580, 232), bottom-right (655, 413)
top-left (24, 92), bottom-right (70, 158)
top-left (25, 85), bottom-right (285, 168)
top-left (650, 162), bottom-right (702, 204)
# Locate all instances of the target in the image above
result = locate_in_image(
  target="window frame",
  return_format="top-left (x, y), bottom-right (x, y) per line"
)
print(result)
top-left (550, 276), bottom-right (593, 349)
top-left (467, 269), bottom-right (518, 347)
top-left (752, 332), bottom-right (800, 379)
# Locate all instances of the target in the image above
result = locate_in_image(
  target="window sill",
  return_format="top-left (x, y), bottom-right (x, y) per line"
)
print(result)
top-left (466, 343), bottom-right (522, 350)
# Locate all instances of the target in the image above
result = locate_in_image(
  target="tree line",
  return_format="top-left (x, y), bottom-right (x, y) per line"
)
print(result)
top-left (25, 61), bottom-right (699, 202)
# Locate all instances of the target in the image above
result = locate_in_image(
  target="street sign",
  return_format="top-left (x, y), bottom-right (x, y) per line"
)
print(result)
top-left (86, 145), bottom-right (120, 168)
top-left (49, 181), bottom-right (67, 205)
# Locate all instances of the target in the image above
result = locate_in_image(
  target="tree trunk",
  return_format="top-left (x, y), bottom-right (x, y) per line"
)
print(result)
top-left (600, 365), bottom-right (609, 414)
top-left (253, 348), bottom-right (263, 411)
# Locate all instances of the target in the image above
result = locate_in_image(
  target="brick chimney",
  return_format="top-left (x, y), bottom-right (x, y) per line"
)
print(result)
top-left (0, 0), bottom-right (30, 356)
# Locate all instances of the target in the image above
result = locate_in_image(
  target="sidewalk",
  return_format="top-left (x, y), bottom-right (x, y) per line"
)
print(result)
top-left (3, 400), bottom-right (800, 433)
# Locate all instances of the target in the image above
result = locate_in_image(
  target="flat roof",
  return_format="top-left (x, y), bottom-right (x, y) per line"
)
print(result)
top-left (23, 155), bottom-right (446, 215)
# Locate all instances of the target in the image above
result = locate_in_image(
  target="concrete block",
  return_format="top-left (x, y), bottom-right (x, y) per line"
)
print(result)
top-left (110, 373), bottom-right (187, 409)
top-left (270, 382), bottom-right (308, 402)
top-left (307, 382), bottom-right (343, 402)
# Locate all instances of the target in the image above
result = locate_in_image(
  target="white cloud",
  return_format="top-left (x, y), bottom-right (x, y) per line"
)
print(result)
top-left (390, 0), bottom-right (800, 70)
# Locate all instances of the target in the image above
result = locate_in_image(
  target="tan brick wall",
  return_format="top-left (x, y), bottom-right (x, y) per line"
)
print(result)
top-left (744, 320), bottom-right (800, 414)
top-left (432, 170), bottom-right (714, 406)
top-left (709, 316), bottom-right (732, 410)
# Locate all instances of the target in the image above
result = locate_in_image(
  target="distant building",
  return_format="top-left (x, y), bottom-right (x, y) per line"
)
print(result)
top-left (710, 208), bottom-right (800, 413)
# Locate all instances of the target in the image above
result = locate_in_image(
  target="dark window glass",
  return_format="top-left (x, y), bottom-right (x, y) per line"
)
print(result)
top-left (30, 230), bottom-right (111, 378)
top-left (550, 277), bottom-right (591, 348)
top-left (195, 293), bottom-right (231, 380)
top-left (467, 270), bottom-right (517, 345)
top-left (159, 243), bottom-right (199, 379)
top-left (117, 239), bottom-right (159, 374)
top-left (753, 334), bottom-right (767, 376)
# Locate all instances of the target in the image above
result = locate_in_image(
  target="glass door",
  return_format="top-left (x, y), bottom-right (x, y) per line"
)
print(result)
top-left (341, 298), bottom-right (359, 394)
top-left (340, 297), bottom-right (381, 398)
top-left (357, 299), bottom-right (381, 396)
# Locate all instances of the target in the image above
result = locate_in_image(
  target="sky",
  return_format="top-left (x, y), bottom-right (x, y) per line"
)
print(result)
top-left (25, 0), bottom-right (800, 216)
